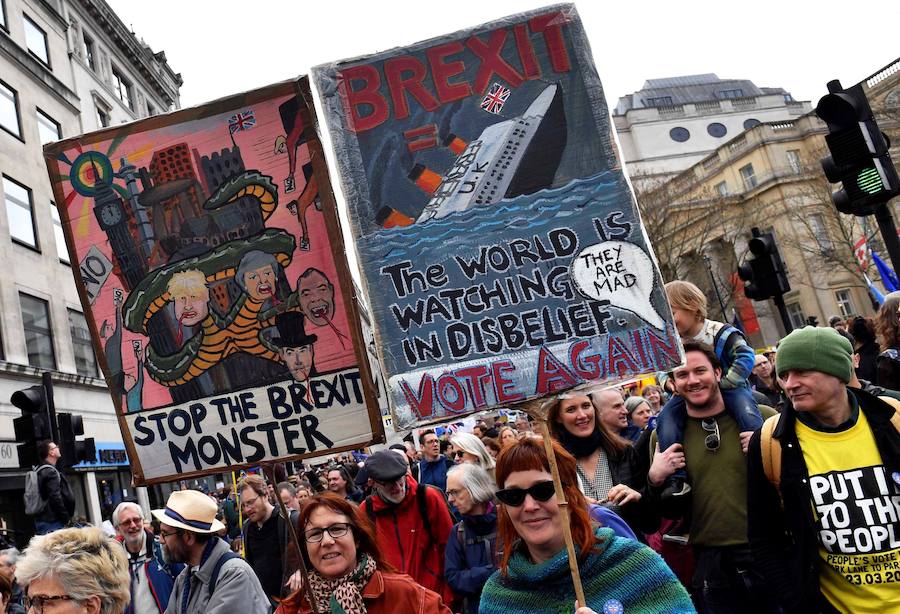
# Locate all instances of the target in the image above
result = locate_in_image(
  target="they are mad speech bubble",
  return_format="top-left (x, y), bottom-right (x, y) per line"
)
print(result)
top-left (570, 241), bottom-right (665, 330)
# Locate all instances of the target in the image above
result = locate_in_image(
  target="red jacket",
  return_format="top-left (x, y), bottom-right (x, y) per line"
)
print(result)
top-left (275, 570), bottom-right (453, 614)
top-left (362, 475), bottom-right (455, 605)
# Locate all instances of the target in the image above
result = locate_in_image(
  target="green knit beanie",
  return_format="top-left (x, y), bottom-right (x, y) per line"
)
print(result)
top-left (775, 326), bottom-right (853, 382)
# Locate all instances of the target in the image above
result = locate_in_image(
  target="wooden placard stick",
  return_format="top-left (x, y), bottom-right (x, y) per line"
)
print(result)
top-left (262, 464), bottom-right (320, 614)
top-left (517, 398), bottom-right (587, 608)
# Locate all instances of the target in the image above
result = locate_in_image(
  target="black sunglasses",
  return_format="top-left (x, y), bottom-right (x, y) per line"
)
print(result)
top-left (496, 480), bottom-right (556, 507)
top-left (701, 418), bottom-right (720, 452)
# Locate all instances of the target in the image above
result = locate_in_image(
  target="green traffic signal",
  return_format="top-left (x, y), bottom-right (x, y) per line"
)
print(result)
top-left (857, 166), bottom-right (885, 195)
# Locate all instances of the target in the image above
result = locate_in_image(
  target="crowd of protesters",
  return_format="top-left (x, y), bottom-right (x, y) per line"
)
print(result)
top-left (6, 281), bottom-right (900, 613)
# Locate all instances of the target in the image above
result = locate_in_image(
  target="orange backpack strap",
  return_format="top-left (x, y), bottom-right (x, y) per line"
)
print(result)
top-left (877, 396), bottom-right (900, 432)
top-left (760, 414), bottom-right (783, 491)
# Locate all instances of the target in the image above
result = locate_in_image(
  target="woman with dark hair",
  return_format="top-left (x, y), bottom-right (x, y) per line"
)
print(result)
top-left (875, 291), bottom-right (900, 389)
top-left (850, 315), bottom-right (880, 383)
top-left (479, 437), bottom-right (692, 613)
top-left (547, 392), bottom-right (657, 534)
top-left (275, 492), bottom-right (452, 614)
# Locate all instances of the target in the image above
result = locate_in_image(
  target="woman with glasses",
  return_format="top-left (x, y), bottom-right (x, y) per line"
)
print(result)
top-left (276, 492), bottom-right (452, 614)
top-left (548, 393), bottom-right (658, 535)
top-left (450, 433), bottom-right (496, 477)
top-left (443, 464), bottom-right (498, 614)
top-left (15, 526), bottom-right (130, 614)
top-left (479, 437), bottom-right (692, 613)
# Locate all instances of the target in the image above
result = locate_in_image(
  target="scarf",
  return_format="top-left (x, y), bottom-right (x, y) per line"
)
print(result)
top-left (307, 552), bottom-right (377, 614)
top-left (557, 427), bottom-right (604, 459)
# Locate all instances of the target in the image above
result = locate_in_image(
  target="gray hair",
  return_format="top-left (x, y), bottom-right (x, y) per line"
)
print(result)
top-left (235, 250), bottom-right (280, 292)
top-left (451, 432), bottom-right (496, 470)
top-left (16, 527), bottom-right (130, 614)
top-left (447, 463), bottom-right (495, 505)
top-left (277, 481), bottom-right (296, 497)
top-left (111, 502), bottom-right (143, 528)
top-left (0, 547), bottom-right (20, 565)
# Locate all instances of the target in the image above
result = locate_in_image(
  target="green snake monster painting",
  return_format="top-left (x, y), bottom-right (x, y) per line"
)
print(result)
top-left (122, 170), bottom-right (305, 387)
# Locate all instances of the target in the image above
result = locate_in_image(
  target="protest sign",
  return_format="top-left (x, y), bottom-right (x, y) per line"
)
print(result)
top-left (44, 79), bottom-right (382, 484)
top-left (314, 4), bottom-right (682, 431)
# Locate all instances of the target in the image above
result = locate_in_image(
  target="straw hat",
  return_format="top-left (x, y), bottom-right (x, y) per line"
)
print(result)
top-left (151, 490), bottom-right (225, 534)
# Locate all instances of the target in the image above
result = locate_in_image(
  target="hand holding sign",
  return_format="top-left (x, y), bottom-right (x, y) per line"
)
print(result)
top-left (570, 241), bottom-right (664, 330)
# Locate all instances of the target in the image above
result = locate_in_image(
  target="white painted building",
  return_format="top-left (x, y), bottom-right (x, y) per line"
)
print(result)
top-left (613, 74), bottom-right (812, 190)
top-left (0, 0), bottom-right (180, 546)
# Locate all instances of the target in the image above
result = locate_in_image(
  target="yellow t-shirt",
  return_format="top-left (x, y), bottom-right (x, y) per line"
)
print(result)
top-left (796, 409), bottom-right (900, 613)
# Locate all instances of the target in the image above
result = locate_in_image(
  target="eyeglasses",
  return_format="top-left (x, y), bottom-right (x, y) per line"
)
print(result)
top-left (157, 528), bottom-right (181, 540)
top-left (304, 522), bottom-right (351, 543)
top-left (701, 418), bottom-right (720, 452)
top-left (118, 516), bottom-right (143, 527)
top-left (25, 594), bottom-right (76, 613)
top-left (495, 481), bottom-right (556, 507)
top-left (452, 450), bottom-right (465, 460)
top-left (446, 488), bottom-right (464, 498)
top-left (241, 494), bottom-right (261, 509)
top-left (374, 475), bottom-right (405, 487)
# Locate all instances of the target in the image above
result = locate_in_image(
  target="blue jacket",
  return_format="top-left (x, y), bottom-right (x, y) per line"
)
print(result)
top-left (117, 530), bottom-right (183, 614)
top-left (444, 504), bottom-right (498, 614)
top-left (418, 456), bottom-right (454, 491)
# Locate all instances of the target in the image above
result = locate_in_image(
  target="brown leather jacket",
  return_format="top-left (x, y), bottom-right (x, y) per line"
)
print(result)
top-left (275, 570), bottom-right (452, 614)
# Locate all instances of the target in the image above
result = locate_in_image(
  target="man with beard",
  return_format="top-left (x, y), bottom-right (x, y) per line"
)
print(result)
top-left (361, 450), bottom-right (455, 606)
top-left (153, 490), bottom-right (268, 614)
top-left (648, 342), bottom-right (777, 613)
top-left (112, 502), bottom-right (182, 614)
top-left (239, 474), bottom-right (299, 605)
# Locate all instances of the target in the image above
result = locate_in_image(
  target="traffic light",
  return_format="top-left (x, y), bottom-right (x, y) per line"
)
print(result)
top-left (737, 228), bottom-right (791, 301)
top-left (57, 413), bottom-right (96, 467)
top-left (816, 80), bottom-right (900, 215)
top-left (11, 383), bottom-right (51, 468)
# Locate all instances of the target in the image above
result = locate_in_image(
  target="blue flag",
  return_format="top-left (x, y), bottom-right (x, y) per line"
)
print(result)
top-left (872, 251), bottom-right (899, 293)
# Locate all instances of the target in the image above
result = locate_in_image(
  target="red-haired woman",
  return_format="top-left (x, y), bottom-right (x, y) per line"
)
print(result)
top-left (478, 437), bottom-right (693, 613)
top-left (275, 492), bottom-right (452, 614)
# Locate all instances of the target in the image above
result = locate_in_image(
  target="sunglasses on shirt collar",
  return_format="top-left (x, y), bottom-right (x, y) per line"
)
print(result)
top-left (495, 480), bottom-right (556, 507)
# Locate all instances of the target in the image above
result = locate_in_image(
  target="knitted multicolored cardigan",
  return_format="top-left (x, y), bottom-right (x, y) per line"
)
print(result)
top-left (478, 527), bottom-right (694, 614)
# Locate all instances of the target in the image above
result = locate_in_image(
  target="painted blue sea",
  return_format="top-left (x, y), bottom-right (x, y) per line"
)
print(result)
top-left (358, 171), bottom-right (674, 377)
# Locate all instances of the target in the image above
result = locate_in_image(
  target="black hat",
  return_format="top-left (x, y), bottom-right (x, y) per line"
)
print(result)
top-left (271, 311), bottom-right (317, 348)
top-left (364, 450), bottom-right (408, 482)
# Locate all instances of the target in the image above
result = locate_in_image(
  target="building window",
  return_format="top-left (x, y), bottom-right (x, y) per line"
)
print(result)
top-left (669, 127), bottom-right (690, 143)
top-left (786, 302), bottom-right (806, 330)
top-left (809, 213), bottom-right (834, 254)
top-left (36, 108), bottom-right (61, 144)
top-left (0, 79), bottom-right (21, 139)
top-left (95, 105), bottom-right (110, 128)
top-left (743, 118), bottom-right (761, 130)
top-left (51, 203), bottom-right (69, 263)
top-left (784, 94), bottom-right (795, 103)
top-left (3, 175), bottom-right (38, 249)
top-left (835, 290), bottom-right (855, 318)
top-left (0, 0), bottom-right (7, 32)
top-left (707, 122), bottom-right (727, 138)
top-left (23, 14), bottom-right (50, 67)
top-left (739, 163), bottom-right (757, 190)
top-left (82, 32), bottom-right (96, 71)
top-left (645, 96), bottom-right (673, 107)
top-left (111, 67), bottom-right (132, 110)
top-left (715, 181), bottom-right (728, 197)
top-left (68, 309), bottom-right (97, 377)
top-left (718, 89), bottom-right (744, 99)
top-left (786, 149), bottom-right (802, 174)
top-left (20, 293), bottom-right (56, 369)
top-left (147, 102), bottom-right (157, 117)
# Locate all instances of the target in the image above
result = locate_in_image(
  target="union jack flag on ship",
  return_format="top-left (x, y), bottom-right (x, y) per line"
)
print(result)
top-left (481, 83), bottom-right (510, 114)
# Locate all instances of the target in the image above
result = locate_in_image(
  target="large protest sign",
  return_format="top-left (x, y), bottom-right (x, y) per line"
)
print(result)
top-left (314, 5), bottom-right (682, 430)
top-left (44, 79), bottom-right (382, 484)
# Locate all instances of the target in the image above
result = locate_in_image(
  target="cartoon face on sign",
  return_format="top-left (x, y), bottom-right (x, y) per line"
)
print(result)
top-left (298, 268), bottom-right (335, 327)
top-left (570, 241), bottom-right (665, 330)
top-left (168, 270), bottom-right (210, 327)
